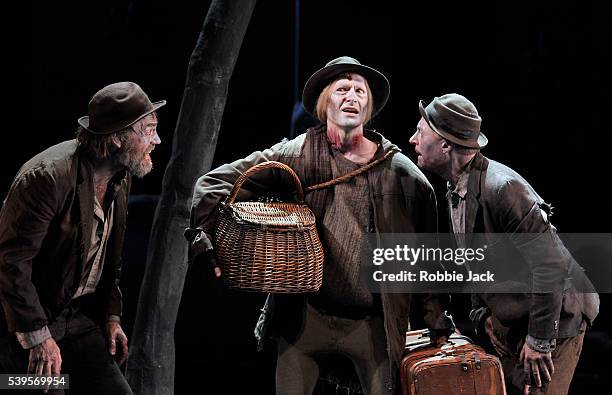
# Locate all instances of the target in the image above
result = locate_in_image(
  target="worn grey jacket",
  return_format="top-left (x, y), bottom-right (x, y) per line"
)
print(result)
top-left (466, 153), bottom-right (599, 344)
top-left (0, 140), bottom-right (129, 336)
top-left (187, 129), bottom-right (451, 390)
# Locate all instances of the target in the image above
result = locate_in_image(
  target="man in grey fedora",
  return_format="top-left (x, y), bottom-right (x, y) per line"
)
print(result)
top-left (409, 93), bottom-right (600, 394)
top-left (186, 56), bottom-right (454, 394)
top-left (0, 81), bottom-right (165, 393)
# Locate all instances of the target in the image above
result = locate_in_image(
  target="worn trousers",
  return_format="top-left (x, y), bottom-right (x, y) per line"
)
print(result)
top-left (0, 302), bottom-right (132, 395)
top-left (276, 303), bottom-right (391, 395)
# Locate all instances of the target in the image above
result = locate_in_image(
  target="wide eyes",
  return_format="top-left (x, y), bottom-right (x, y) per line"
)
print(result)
top-left (336, 86), bottom-right (366, 95)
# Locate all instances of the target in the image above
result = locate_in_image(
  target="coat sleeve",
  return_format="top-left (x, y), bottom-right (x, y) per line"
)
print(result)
top-left (0, 167), bottom-right (58, 333)
top-left (495, 179), bottom-right (567, 341)
top-left (105, 175), bottom-right (131, 322)
top-left (185, 138), bottom-right (299, 261)
top-left (413, 174), bottom-right (455, 336)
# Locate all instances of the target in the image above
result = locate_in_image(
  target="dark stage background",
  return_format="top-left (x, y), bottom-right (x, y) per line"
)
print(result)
top-left (8, 0), bottom-right (611, 393)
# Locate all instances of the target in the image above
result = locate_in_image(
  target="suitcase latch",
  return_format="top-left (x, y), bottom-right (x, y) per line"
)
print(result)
top-left (460, 354), bottom-right (468, 372)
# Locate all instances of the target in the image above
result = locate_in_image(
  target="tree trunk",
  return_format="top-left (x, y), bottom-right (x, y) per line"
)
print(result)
top-left (125, 1), bottom-right (257, 393)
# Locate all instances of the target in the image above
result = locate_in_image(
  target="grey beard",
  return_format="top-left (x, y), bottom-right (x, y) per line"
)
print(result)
top-left (117, 150), bottom-right (152, 178)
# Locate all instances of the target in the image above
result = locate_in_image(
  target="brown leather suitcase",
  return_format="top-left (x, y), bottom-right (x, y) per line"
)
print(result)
top-left (401, 329), bottom-right (506, 395)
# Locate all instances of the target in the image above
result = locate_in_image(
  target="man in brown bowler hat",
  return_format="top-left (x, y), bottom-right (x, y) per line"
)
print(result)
top-left (409, 93), bottom-right (599, 394)
top-left (0, 81), bottom-right (165, 394)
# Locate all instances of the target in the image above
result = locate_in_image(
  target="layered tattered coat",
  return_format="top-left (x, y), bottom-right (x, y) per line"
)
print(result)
top-left (0, 140), bottom-right (129, 336)
top-left (465, 153), bottom-right (599, 341)
top-left (187, 127), bottom-right (451, 391)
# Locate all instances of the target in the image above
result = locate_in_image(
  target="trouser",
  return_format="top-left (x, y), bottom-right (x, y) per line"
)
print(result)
top-left (492, 317), bottom-right (587, 395)
top-left (276, 303), bottom-right (391, 395)
top-left (0, 300), bottom-right (132, 395)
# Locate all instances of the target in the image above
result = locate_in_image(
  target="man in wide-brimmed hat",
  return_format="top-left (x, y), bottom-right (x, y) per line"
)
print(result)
top-left (410, 93), bottom-right (599, 394)
top-left (0, 81), bottom-right (165, 393)
top-left (187, 56), bottom-right (454, 394)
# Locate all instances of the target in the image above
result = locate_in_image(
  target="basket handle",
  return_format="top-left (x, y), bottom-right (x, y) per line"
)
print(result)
top-left (227, 161), bottom-right (304, 204)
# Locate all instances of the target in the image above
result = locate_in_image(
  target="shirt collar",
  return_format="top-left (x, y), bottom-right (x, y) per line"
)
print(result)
top-left (447, 158), bottom-right (474, 200)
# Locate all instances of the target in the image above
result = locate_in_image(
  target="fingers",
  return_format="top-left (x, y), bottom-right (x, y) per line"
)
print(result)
top-left (43, 360), bottom-right (52, 376)
top-left (119, 334), bottom-right (129, 365)
top-left (120, 334), bottom-right (128, 355)
top-left (484, 317), bottom-right (512, 356)
top-left (43, 362), bottom-right (52, 394)
top-left (52, 357), bottom-right (62, 375)
top-left (35, 358), bottom-right (45, 376)
top-left (493, 344), bottom-right (507, 358)
top-left (109, 337), bottom-right (117, 355)
top-left (523, 384), bottom-right (531, 395)
top-left (486, 328), bottom-right (511, 357)
top-left (214, 266), bottom-right (222, 278)
top-left (27, 352), bottom-right (35, 374)
top-left (26, 342), bottom-right (63, 394)
top-left (491, 336), bottom-right (511, 357)
top-left (108, 325), bottom-right (129, 364)
top-left (523, 358), bottom-right (531, 387)
top-left (544, 355), bottom-right (555, 376)
top-left (531, 360), bottom-right (542, 388)
top-left (537, 358), bottom-right (552, 383)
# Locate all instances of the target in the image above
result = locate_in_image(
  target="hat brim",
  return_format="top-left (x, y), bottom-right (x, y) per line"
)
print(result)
top-left (302, 63), bottom-right (390, 119)
top-left (78, 100), bottom-right (167, 135)
top-left (419, 100), bottom-right (487, 149)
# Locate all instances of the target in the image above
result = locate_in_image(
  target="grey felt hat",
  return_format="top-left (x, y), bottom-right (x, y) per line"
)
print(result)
top-left (419, 93), bottom-right (487, 148)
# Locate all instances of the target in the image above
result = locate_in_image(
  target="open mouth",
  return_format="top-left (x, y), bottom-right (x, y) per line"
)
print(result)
top-left (341, 107), bottom-right (359, 114)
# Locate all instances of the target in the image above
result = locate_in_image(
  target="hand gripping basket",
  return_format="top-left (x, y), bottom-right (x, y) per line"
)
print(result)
top-left (214, 161), bottom-right (324, 293)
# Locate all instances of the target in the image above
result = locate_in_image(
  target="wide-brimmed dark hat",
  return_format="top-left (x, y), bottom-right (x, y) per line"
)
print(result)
top-left (302, 56), bottom-right (390, 119)
top-left (78, 81), bottom-right (166, 135)
top-left (419, 93), bottom-right (487, 148)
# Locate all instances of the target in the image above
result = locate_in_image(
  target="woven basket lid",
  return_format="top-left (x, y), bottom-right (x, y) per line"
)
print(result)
top-left (227, 202), bottom-right (316, 227)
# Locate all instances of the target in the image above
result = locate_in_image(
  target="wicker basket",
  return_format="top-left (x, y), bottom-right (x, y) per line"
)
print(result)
top-left (214, 161), bottom-right (324, 293)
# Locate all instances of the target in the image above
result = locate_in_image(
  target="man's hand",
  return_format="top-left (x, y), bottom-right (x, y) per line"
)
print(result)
top-left (27, 337), bottom-right (62, 392)
top-left (196, 250), bottom-right (221, 278)
top-left (484, 316), bottom-right (512, 357)
top-left (106, 321), bottom-right (129, 365)
top-left (520, 342), bottom-right (554, 394)
top-left (431, 328), bottom-right (461, 347)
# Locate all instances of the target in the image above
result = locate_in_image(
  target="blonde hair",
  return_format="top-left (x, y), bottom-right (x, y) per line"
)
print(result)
top-left (313, 73), bottom-right (374, 124)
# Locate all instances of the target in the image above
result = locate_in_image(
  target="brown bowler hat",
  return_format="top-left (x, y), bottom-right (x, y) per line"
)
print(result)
top-left (419, 93), bottom-right (488, 149)
top-left (302, 56), bottom-right (390, 119)
top-left (78, 81), bottom-right (166, 135)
